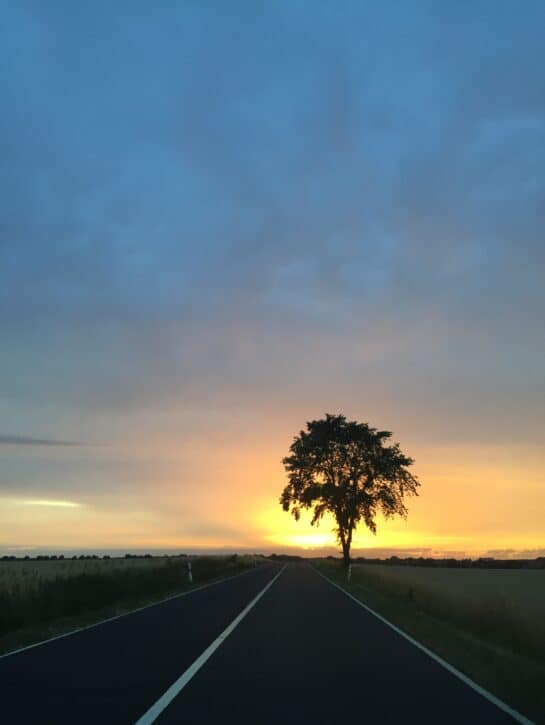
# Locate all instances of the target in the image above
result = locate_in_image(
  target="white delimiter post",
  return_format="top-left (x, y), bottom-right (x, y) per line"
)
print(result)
top-left (347, 564), bottom-right (352, 583)
top-left (187, 560), bottom-right (193, 584)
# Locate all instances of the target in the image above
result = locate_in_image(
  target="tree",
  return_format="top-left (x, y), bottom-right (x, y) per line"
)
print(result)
top-left (280, 414), bottom-right (420, 566)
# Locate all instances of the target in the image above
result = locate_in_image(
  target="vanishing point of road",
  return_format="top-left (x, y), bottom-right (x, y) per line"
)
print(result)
top-left (0, 563), bottom-right (530, 724)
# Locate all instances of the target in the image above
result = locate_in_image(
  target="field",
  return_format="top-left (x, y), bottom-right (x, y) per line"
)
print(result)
top-left (0, 555), bottom-right (256, 653)
top-left (1, 556), bottom-right (179, 587)
top-left (316, 560), bottom-right (545, 721)
top-left (344, 563), bottom-right (545, 655)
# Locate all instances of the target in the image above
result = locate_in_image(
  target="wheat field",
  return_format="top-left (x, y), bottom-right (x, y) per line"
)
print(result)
top-left (0, 555), bottom-right (254, 641)
top-left (347, 563), bottom-right (545, 655)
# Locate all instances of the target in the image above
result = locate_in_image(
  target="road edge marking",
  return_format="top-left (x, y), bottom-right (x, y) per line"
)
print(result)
top-left (0, 563), bottom-right (270, 660)
top-left (313, 566), bottom-right (533, 725)
top-left (135, 564), bottom-right (287, 725)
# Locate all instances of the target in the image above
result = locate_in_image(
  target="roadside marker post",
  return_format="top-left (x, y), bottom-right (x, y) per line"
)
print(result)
top-left (347, 564), bottom-right (352, 583)
top-left (187, 561), bottom-right (193, 584)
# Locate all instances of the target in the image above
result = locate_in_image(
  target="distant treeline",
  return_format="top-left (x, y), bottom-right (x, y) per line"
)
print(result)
top-left (1, 553), bottom-right (190, 562)
top-left (0, 553), bottom-right (264, 562)
top-left (266, 553), bottom-right (545, 568)
top-left (4, 553), bottom-right (544, 569)
top-left (329, 555), bottom-right (545, 569)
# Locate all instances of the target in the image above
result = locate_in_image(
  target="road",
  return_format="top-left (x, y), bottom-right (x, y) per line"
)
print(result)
top-left (0, 563), bottom-right (527, 724)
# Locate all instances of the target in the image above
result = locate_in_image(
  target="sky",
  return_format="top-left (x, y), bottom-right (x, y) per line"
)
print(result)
top-left (1, 1), bottom-right (544, 558)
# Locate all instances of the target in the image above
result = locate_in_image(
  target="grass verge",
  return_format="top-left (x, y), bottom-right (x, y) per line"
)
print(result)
top-left (315, 560), bottom-right (545, 724)
top-left (0, 555), bottom-right (257, 656)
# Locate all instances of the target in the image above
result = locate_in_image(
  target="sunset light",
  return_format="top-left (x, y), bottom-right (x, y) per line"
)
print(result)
top-left (1, 3), bottom-right (543, 564)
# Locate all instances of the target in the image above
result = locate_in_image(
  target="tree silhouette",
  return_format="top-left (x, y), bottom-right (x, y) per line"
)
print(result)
top-left (280, 414), bottom-right (420, 566)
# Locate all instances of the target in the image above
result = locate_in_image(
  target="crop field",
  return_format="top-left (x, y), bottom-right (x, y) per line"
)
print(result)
top-left (322, 561), bottom-right (545, 658)
top-left (0, 556), bottom-right (175, 589)
top-left (353, 563), bottom-right (545, 611)
top-left (0, 554), bottom-right (256, 650)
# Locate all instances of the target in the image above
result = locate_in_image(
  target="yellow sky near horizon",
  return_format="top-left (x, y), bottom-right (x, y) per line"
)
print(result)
top-left (2, 432), bottom-right (544, 558)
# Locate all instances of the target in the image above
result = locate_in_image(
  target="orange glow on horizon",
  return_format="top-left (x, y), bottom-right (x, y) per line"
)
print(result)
top-left (2, 433), bottom-right (544, 558)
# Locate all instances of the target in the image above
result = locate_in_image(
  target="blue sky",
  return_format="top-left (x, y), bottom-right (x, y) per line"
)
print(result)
top-left (1, 2), bottom-right (544, 555)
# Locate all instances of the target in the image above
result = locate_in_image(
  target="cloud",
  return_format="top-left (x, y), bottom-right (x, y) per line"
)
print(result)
top-left (0, 435), bottom-right (80, 447)
top-left (20, 499), bottom-right (82, 508)
top-left (485, 548), bottom-right (545, 559)
top-left (180, 521), bottom-right (246, 542)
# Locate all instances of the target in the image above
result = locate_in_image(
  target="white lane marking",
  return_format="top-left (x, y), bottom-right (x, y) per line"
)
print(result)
top-left (314, 567), bottom-right (533, 725)
top-left (135, 564), bottom-right (286, 725)
top-left (0, 564), bottom-right (269, 660)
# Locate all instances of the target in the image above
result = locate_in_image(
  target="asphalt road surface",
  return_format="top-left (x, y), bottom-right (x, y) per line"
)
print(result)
top-left (1, 563), bottom-right (527, 724)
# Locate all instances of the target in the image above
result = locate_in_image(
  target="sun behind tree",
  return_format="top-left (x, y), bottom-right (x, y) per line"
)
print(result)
top-left (280, 414), bottom-right (420, 566)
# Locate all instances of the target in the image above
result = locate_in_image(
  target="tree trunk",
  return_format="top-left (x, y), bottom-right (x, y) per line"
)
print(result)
top-left (342, 522), bottom-right (355, 568)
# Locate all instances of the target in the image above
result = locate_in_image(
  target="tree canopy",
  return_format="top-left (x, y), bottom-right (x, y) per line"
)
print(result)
top-left (280, 414), bottom-right (420, 565)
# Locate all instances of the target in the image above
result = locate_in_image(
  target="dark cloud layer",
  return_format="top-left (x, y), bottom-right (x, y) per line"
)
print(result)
top-left (0, 435), bottom-right (79, 446)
